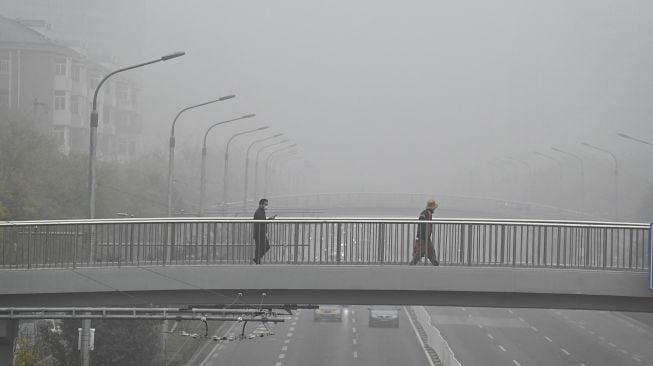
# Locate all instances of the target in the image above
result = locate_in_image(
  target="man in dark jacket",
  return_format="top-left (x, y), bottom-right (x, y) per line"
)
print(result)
top-left (252, 198), bottom-right (276, 264)
top-left (409, 199), bottom-right (439, 266)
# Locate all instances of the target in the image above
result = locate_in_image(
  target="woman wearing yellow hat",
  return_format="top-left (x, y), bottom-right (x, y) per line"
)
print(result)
top-left (410, 199), bottom-right (439, 265)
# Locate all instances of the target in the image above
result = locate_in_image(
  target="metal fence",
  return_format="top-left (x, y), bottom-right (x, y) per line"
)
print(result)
top-left (0, 218), bottom-right (649, 271)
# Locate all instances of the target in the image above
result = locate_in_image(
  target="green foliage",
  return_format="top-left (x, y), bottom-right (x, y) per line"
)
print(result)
top-left (14, 337), bottom-right (39, 366)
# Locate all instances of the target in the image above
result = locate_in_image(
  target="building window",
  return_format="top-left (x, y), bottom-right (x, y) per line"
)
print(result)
top-left (53, 126), bottom-right (65, 146)
top-left (117, 83), bottom-right (130, 104)
top-left (71, 64), bottom-right (81, 82)
top-left (55, 57), bottom-right (67, 76)
top-left (0, 59), bottom-right (9, 75)
top-left (71, 95), bottom-right (80, 115)
top-left (0, 90), bottom-right (9, 107)
top-left (54, 91), bottom-right (66, 111)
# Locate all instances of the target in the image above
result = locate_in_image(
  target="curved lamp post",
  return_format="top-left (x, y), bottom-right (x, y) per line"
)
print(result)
top-left (199, 113), bottom-right (255, 216)
top-left (551, 147), bottom-right (585, 213)
top-left (167, 94), bottom-right (236, 216)
top-left (222, 126), bottom-right (269, 205)
top-left (266, 150), bottom-right (299, 196)
top-left (89, 51), bottom-right (185, 220)
top-left (581, 142), bottom-right (619, 220)
top-left (242, 135), bottom-right (285, 207)
top-left (254, 141), bottom-right (292, 201)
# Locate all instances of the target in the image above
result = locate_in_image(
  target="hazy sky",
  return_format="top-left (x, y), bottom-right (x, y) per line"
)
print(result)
top-left (135, 0), bottom-right (653, 195)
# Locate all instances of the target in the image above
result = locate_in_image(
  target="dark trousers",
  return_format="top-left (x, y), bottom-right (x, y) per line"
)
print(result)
top-left (410, 240), bottom-right (439, 265)
top-left (253, 237), bottom-right (270, 264)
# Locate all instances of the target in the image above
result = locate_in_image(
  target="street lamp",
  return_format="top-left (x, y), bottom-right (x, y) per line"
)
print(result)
top-left (533, 151), bottom-right (563, 182)
top-left (89, 51), bottom-right (185, 220)
top-left (242, 135), bottom-right (285, 208)
top-left (551, 147), bottom-right (585, 213)
top-left (167, 95), bottom-right (236, 216)
top-left (581, 142), bottom-right (619, 220)
top-left (617, 133), bottom-right (653, 148)
top-left (222, 126), bottom-right (269, 205)
top-left (254, 141), bottom-right (292, 201)
top-left (506, 157), bottom-right (533, 203)
top-left (199, 113), bottom-right (256, 216)
top-left (266, 150), bottom-right (298, 196)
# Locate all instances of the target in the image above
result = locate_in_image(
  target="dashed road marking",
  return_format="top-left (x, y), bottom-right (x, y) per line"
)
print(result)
top-left (278, 354), bottom-right (285, 359)
top-left (579, 325), bottom-right (586, 329)
top-left (284, 339), bottom-right (290, 344)
top-left (353, 339), bottom-right (357, 345)
top-left (633, 356), bottom-right (642, 362)
top-left (275, 363), bottom-right (282, 366)
top-left (513, 360), bottom-right (521, 366)
top-left (289, 327), bottom-right (295, 331)
top-left (561, 348), bottom-right (570, 356)
top-left (499, 345), bottom-right (507, 352)
top-left (530, 326), bottom-right (538, 332)
top-left (508, 309), bottom-right (514, 314)
top-left (487, 333), bottom-right (495, 340)
top-left (477, 324), bottom-right (483, 329)
top-left (353, 351), bottom-right (358, 358)
top-left (608, 342), bottom-right (616, 347)
top-left (588, 330), bottom-right (595, 335)
top-left (282, 346), bottom-right (288, 351)
top-left (461, 307), bottom-right (467, 311)
top-left (291, 322), bottom-right (296, 326)
top-left (352, 327), bottom-right (357, 333)
top-left (287, 333), bottom-right (293, 337)
top-left (518, 317), bottom-right (525, 322)
top-left (599, 336), bottom-right (606, 341)
top-left (544, 336), bottom-right (553, 343)
top-left (352, 318), bottom-right (356, 323)
top-left (621, 350), bottom-right (629, 355)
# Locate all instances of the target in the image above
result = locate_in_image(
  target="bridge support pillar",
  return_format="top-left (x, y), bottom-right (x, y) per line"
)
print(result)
top-left (0, 319), bottom-right (18, 366)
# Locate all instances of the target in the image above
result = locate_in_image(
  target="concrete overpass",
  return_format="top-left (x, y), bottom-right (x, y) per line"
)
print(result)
top-left (0, 217), bottom-right (651, 312)
top-left (0, 265), bottom-right (652, 312)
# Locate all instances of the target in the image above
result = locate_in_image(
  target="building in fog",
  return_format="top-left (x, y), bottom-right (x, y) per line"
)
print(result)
top-left (0, 15), bottom-right (143, 161)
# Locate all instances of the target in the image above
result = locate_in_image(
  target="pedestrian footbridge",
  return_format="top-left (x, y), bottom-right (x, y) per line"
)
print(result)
top-left (0, 218), bottom-right (651, 312)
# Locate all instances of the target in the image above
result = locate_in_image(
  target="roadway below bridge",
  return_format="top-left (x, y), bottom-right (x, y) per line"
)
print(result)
top-left (183, 305), bottom-right (432, 366)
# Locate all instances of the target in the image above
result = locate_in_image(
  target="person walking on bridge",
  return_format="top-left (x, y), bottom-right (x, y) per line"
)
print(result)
top-left (409, 199), bottom-right (439, 266)
top-left (252, 198), bottom-right (276, 264)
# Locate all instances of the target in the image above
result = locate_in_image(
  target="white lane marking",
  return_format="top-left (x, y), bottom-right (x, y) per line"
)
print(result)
top-left (579, 325), bottom-right (586, 329)
top-left (633, 356), bottom-right (642, 362)
top-left (291, 322), bottom-right (296, 326)
top-left (513, 360), bottom-right (522, 366)
top-left (477, 324), bottom-right (483, 329)
top-left (621, 349), bottom-right (629, 355)
top-left (508, 309), bottom-right (514, 314)
top-left (404, 307), bottom-right (437, 366)
top-left (588, 330), bottom-right (595, 335)
top-left (353, 351), bottom-right (358, 358)
top-left (487, 333), bottom-right (495, 340)
top-left (352, 327), bottom-right (357, 333)
top-left (278, 354), bottom-right (285, 359)
top-left (284, 339), bottom-right (290, 344)
top-left (561, 348), bottom-right (570, 356)
top-left (599, 336), bottom-right (606, 341)
top-left (530, 326), bottom-right (538, 332)
top-left (353, 339), bottom-right (357, 345)
top-left (289, 327), bottom-right (295, 332)
top-left (275, 363), bottom-right (282, 366)
top-left (282, 346), bottom-right (288, 351)
top-left (461, 307), bottom-right (467, 311)
top-left (287, 333), bottom-right (293, 337)
top-left (518, 317), bottom-right (525, 322)
top-left (544, 336), bottom-right (553, 343)
top-left (499, 345), bottom-right (507, 352)
top-left (608, 342), bottom-right (616, 347)
top-left (352, 318), bottom-right (356, 323)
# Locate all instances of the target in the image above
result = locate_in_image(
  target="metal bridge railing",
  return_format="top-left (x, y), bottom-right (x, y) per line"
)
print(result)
top-left (0, 218), bottom-right (649, 271)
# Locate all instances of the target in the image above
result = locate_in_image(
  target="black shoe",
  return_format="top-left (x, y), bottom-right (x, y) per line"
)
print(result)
top-left (252, 258), bottom-right (259, 264)
top-left (433, 260), bottom-right (439, 266)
